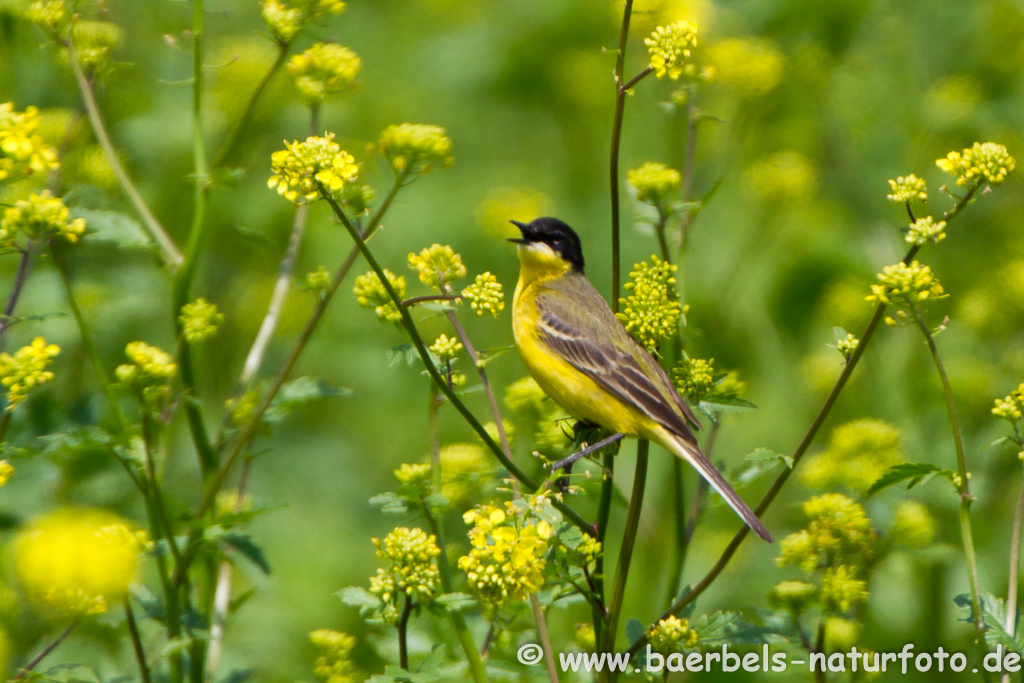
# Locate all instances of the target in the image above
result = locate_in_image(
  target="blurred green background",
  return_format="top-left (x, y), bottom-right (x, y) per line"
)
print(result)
top-left (2, 0), bottom-right (1024, 680)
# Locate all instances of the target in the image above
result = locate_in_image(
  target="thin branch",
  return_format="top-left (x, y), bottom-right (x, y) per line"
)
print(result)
top-left (12, 621), bottom-right (78, 681)
top-left (0, 244), bottom-right (34, 343)
top-left (1002, 465), bottom-right (1024, 683)
top-left (66, 42), bottom-right (182, 269)
top-left (404, 294), bottom-right (461, 307)
top-left (124, 599), bottom-right (152, 683)
top-left (609, 0), bottom-right (635, 313)
top-left (398, 594), bottom-right (413, 670)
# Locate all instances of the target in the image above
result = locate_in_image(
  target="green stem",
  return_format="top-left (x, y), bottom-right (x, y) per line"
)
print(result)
top-left (124, 598), bottom-right (152, 683)
top-left (600, 439), bottom-right (648, 683)
top-left (51, 242), bottom-right (128, 430)
top-left (0, 244), bottom-right (35, 343)
top-left (593, 449), bottom-right (616, 632)
top-left (12, 620), bottom-right (78, 681)
top-left (212, 41), bottom-right (291, 169)
top-left (1002, 466), bottom-right (1024, 683)
top-left (609, 0), bottom-right (634, 313)
top-left (66, 42), bottom-right (182, 269)
top-left (173, 0), bottom-right (216, 480)
top-left (398, 594), bottom-right (413, 671)
top-left (912, 309), bottom-right (985, 643)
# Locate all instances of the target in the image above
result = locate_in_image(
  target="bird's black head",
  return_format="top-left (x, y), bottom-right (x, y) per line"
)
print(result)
top-left (508, 217), bottom-right (585, 272)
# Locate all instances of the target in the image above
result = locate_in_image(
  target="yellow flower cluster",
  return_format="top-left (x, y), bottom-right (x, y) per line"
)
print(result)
top-left (430, 333), bottom-right (462, 361)
top-left (408, 243), bottom-right (466, 289)
top-left (778, 494), bottom-right (874, 574)
top-left (378, 123), bottom-right (453, 174)
top-left (887, 174), bottom-right (927, 203)
top-left (0, 337), bottom-right (59, 410)
top-left (71, 21), bottom-right (122, 71)
top-left (905, 216), bottom-right (946, 246)
top-left (616, 255), bottom-right (682, 352)
top-left (628, 162), bottom-right (681, 207)
top-left (0, 460), bottom-right (13, 486)
top-left (820, 565), bottom-right (868, 613)
top-left (13, 509), bottom-right (146, 616)
top-left (341, 183), bottom-right (375, 215)
top-left (0, 103), bottom-right (60, 181)
top-left (25, 0), bottom-right (67, 32)
top-left (993, 384), bottom-right (1024, 423)
top-left (288, 43), bottom-right (361, 103)
top-left (645, 21), bottom-right (698, 80)
top-left (439, 442), bottom-right (490, 505)
top-left (116, 341), bottom-right (177, 386)
top-left (393, 462), bottom-right (431, 487)
top-left (302, 265), bottom-right (332, 295)
top-left (865, 261), bottom-right (946, 309)
top-left (461, 272), bottom-right (505, 317)
top-left (891, 500), bottom-right (936, 549)
top-left (309, 629), bottom-right (358, 683)
top-left (671, 356), bottom-right (715, 403)
top-left (458, 504), bottom-right (551, 612)
top-left (647, 616), bottom-right (699, 654)
top-left (768, 580), bottom-right (818, 614)
top-left (800, 419), bottom-right (903, 493)
top-left (227, 389), bottom-right (260, 428)
top-left (268, 134), bottom-right (359, 203)
top-left (262, 0), bottom-right (346, 43)
top-left (353, 268), bottom-right (405, 323)
top-left (835, 333), bottom-right (859, 361)
top-left (179, 298), bottom-right (223, 344)
top-left (936, 141), bottom-right (1015, 188)
top-left (369, 527), bottom-right (441, 611)
top-left (0, 191), bottom-right (85, 249)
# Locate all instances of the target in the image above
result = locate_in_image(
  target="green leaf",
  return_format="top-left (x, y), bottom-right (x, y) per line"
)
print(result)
top-left (37, 665), bottom-right (101, 683)
top-left (337, 586), bottom-right (379, 611)
top-left (435, 592), bottom-right (476, 611)
top-left (369, 492), bottom-right (410, 514)
top-left (626, 618), bottom-right (646, 646)
top-left (954, 593), bottom-right (1024, 653)
top-left (867, 462), bottom-right (956, 496)
top-left (980, 436), bottom-right (1013, 452)
top-left (72, 208), bottom-right (150, 249)
top-left (219, 670), bottom-right (254, 683)
top-left (222, 531), bottom-right (271, 574)
top-left (263, 377), bottom-right (351, 425)
top-left (388, 344), bottom-right (417, 367)
top-left (746, 448), bottom-right (794, 470)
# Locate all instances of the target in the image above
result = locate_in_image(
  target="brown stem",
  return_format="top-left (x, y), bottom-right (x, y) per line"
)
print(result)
top-left (12, 621), bottom-right (78, 680)
top-left (0, 245), bottom-right (35, 344)
top-left (619, 66), bottom-right (653, 94)
top-left (398, 595), bottom-right (413, 670)
top-left (124, 598), bottom-right (152, 683)
top-left (404, 294), bottom-right (461, 307)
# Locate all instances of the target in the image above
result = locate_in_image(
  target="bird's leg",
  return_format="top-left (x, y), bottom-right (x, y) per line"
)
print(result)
top-left (550, 432), bottom-right (626, 490)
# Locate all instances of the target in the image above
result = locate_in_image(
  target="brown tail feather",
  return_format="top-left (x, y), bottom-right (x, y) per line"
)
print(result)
top-left (664, 433), bottom-right (774, 543)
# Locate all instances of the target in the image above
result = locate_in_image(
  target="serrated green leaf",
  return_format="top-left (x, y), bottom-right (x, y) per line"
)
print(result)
top-left (72, 208), bottom-right (150, 248)
top-left (263, 377), bottom-right (351, 425)
top-left (388, 344), bottom-right (417, 367)
top-left (867, 462), bottom-right (956, 496)
top-left (222, 531), bottom-right (271, 574)
top-left (435, 592), bottom-right (476, 611)
top-left (368, 492), bottom-right (410, 514)
top-left (626, 618), bottom-right (646, 646)
top-left (38, 665), bottom-right (100, 683)
top-left (746, 448), bottom-right (793, 469)
top-left (338, 586), bottom-right (379, 610)
top-left (980, 436), bottom-right (1013, 452)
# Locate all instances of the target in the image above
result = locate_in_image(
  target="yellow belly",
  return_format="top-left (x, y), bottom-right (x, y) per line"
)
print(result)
top-left (512, 279), bottom-right (646, 438)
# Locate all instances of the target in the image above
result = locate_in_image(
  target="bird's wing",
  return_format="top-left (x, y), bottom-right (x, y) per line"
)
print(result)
top-left (535, 275), bottom-right (700, 440)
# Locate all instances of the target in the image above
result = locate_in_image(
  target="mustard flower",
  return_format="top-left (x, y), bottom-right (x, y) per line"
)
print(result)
top-left (309, 629), bottom-right (358, 683)
top-left (408, 243), bottom-right (466, 289)
top-left (887, 174), bottom-right (927, 203)
top-left (179, 298), bottom-right (224, 344)
top-left (905, 216), bottom-right (946, 246)
top-left (617, 256), bottom-right (682, 352)
top-left (393, 462), bottom-right (431, 487)
top-left (0, 191), bottom-right (85, 250)
top-left (288, 43), bottom-right (361, 103)
top-left (708, 38), bottom-right (784, 97)
top-left (800, 419), bottom-right (903, 494)
top-left (671, 356), bottom-right (715, 403)
top-left (865, 261), bottom-right (946, 309)
top-left (262, 0), bottom-right (346, 43)
top-left (430, 334), bottom-right (462, 361)
top-left (302, 265), bottom-right (333, 295)
top-left (226, 389), bottom-right (260, 428)
top-left (461, 272), bottom-right (505, 317)
top-left (823, 618), bottom-right (860, 652)
top-left (835, 333), bottom-right (859, 361)
top-left (891, 500), bottom-right (936, 549)
top-left (0, 337), bottom-right (59, 410)
top-left (115, 341), bottom-right (177, 387)
top-left (369, 527), bottom-right (440, 620)
top-left (778, 493), bottom-right (874, 573)
top-left (484, 419), bottom-right (516, 450)
top-left (628, 162), bottom-right (681, 207)
top-left (576, 623), bottom-right (597, 651)
top-left (25, 0), bottom-right (67, 32)
top-left (341, 183), bottom-right (375, 215)
top-left (353, 268), bottom-right (405, 323)
top-left (820, 565), bottom-right (868, 613)
top-left (936, 141), bottom-right (1016, 188)
top-left (13, 509), bottom-right (146, 617)
top-left (268, 134), bottom-right (359, 203)
top-left (993, 384), bottom-right (1024, 423)
top-left (378, 123), bottom-right (453, 174)
top-left (645, 21), bottom-right (698, 80)
top-left (70, 21), bottom-right (122, 71)
top-left (647, 616), bottom-right (699, 654)
top-left (0, 103), bottom-right (59, 181)
top-left (0, 460), bottom-right (13, 486)
top-left (768, 580), bottom-right (819, 614)
top-left (215, 490), bottom-right (254, 521)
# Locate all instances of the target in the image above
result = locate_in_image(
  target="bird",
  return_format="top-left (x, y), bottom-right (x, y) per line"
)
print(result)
top-left (508, 216), bottom-right (773, 543)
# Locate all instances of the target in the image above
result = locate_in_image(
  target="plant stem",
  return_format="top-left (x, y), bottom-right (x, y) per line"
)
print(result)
top-left (600, 439), bottom-right (648, 682)
top-left (0, 244), bottom-right (34, 343)
top-left (620, 67), bottom-right (653, 94)
top-left (66, 42), bottom-right (182, 269)
top-left (425, 385), bottom-right (488, 683)
top-left (398, 594), bottom-right (413, 670)
top-left (321, 189), bottom-right (593, 533)
top-left (1002, 466), bottom-right (1024, 683)
top-left (609, 0), bottom-right (634, 313)
top-left (12, 621), bottom-right (78, 681)
top-left (51, 242), bottom-right (128, 430)
top-left (679, 95), bottom-right (698, 250)
top-left (0, 412), bottom-right (12, 445)
top-left (213, 41), bottom-right (291, 169)
top-left (912, 310), bottom-right (985, 643)
top-left (593, 449), bottom-right (616, 632)
top-left (124, 598), bottom-right (152, 683)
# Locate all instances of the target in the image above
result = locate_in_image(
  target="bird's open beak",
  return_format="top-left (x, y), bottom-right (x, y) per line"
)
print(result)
top-left (506, 220), bottom-right (529, 244)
